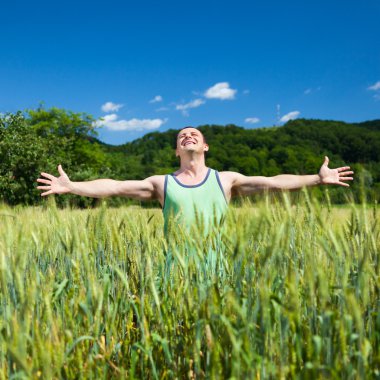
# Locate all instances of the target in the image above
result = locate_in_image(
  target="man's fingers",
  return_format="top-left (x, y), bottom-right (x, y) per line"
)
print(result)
top-left (37, 186), bottom-right (51, 190)
top-left (323, 156), bottom-right (329, 166)
top-left (41, 190), bottom-right (53, 196)
top-left (58, 164), bottom-right (66, 176)
top-left (340, 177), bottom-right (353, 181)
top-left (37, 178), bottom-right (51, 185)
top-left (41, 172), bottom-right (55, 180)
top-left (339, 171), bottom-right (354, 176)
top-left (337, 166), bottom-right (350, 172)
top-left (337, 181), bottom-right (350, 187)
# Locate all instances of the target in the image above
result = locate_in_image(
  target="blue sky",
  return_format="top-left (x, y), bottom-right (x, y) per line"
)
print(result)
top-left (0, 0), bottom-right (379, 145)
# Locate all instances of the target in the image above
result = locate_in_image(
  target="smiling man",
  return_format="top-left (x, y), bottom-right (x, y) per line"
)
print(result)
top-left (37, 126), bottom-right (354, 232)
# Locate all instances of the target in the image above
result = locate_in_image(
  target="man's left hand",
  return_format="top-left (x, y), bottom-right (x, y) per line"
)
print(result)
top-left (319, 156), bottom-right (354, 187)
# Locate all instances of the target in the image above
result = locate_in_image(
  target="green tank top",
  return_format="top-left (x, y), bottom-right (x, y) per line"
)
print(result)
top-left (163, 168), bottom-right (228, 235)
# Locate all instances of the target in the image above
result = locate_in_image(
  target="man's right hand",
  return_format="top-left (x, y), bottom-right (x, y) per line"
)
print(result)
top-left (37, 165), bottom-right (72, 196)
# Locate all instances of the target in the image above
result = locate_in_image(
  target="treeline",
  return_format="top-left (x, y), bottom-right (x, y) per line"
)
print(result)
top-left (0, 107), bottom-right (379, 206)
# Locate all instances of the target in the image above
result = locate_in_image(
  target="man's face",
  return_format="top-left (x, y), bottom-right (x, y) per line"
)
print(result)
top-left (176, 128), bottom-right (208, 156)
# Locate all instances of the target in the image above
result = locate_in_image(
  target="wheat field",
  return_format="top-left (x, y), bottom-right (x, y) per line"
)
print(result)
top-left (0, 194), bottom-right (379, 379)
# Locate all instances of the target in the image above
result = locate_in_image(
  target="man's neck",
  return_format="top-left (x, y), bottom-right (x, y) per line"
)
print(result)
top-left (178, 154), bottom-right (207, 178)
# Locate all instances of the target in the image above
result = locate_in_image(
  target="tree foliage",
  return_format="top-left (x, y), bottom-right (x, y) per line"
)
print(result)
top-left (0, 108), bottom-right (379, 206)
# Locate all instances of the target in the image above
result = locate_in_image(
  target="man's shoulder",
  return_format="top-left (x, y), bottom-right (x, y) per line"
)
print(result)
top-left (217, 171), bottom-right (244, 191)
top-left (144, 175), bottom-right (166, 189)
top-left (218, 171), bottom-right (242, 181)
top-left (146, 174), bottom-right (166, 183)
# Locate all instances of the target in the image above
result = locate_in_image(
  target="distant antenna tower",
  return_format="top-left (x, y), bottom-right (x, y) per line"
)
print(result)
top-left (276, 104), bottom-right (281, 126)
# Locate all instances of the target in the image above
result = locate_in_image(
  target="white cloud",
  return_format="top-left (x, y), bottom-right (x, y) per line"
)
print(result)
top-left (245, 117), bottom-right (260, 124)
top-left (280, 111), bottom-right (300, 123)
top-left (101, 102), bottom-right (124, 113)
top-left (94, 114), bottom-right (166, 131)
top-left (204, 82), bottom-right (237, 100)
top-left (149, 95), bottom-right (163, 103)
top-left (176, 98), bottom-right (205, 116)
top-left (155, 106), bottom-right (169, 112)
top-left (368, 81), bottom-right (380, 91)
top-left (304, 86), bottom-right (321, 95)
top-left (243, 89), bottom-right (250, 95)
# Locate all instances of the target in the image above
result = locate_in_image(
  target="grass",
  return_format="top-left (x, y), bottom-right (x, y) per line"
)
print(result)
top-left (0, 194), bottom-right (379, 379)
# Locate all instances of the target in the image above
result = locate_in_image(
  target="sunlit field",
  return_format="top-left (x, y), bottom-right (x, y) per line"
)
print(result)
top-left (0, 194), bottom-right (379, 379)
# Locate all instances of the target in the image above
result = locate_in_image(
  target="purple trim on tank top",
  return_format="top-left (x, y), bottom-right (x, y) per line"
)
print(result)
top-left (215, 171), bottom-right (228, 204)
top-left (171, 168), bottom-right (211, 188)
top-left (162, 175), bottom-right (168, 211)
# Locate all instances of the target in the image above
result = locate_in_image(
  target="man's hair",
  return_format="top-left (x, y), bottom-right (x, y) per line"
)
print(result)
top-left (176, 126), bottom-right (207, 144)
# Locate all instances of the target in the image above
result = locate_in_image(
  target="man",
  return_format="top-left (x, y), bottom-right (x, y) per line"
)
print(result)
top-left (37, 127), bottom-right (354, 231)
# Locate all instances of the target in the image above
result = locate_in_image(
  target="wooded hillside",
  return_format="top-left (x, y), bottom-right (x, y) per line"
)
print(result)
top-left (1, 108), bottom-right (379, 206)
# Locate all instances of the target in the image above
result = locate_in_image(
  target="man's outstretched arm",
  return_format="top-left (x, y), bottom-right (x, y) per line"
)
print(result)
top-left (223, 156), bottom-right (354, 197)
top-left (37, 165), bottom-right (160, 201)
